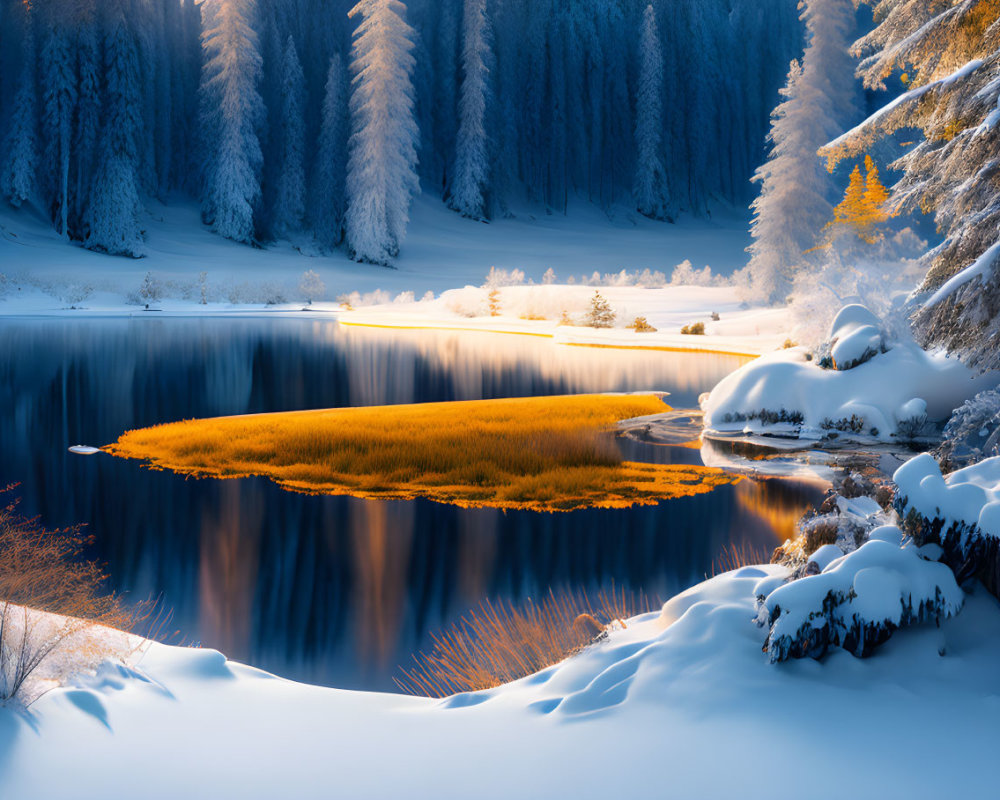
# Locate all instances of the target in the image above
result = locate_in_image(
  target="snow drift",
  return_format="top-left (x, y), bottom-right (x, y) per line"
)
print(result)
top-left (702, 304), bottom-right (991, 442)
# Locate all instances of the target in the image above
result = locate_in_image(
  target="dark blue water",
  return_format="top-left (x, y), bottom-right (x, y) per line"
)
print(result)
top-left (0, 317), bottom-right (819, 690)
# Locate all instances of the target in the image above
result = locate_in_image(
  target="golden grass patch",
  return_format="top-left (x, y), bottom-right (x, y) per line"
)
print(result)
top-left (104, 394), bottom-right (738, 512)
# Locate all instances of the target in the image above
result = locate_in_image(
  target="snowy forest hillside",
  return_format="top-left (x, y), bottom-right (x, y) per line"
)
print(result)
top-left (0, 0), bottom-right (802, 263)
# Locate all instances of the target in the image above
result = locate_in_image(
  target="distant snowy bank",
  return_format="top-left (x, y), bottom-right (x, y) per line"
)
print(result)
top-left (703, 304), bottom-right (996, 443)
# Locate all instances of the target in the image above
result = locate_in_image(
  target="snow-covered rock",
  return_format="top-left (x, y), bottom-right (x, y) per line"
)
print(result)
top-left (756, 534), bottom-right (964, 662)
top-left (702, 304), bottom-right (991, 442)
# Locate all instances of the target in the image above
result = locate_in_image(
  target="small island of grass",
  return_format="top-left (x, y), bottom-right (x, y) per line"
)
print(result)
top-left (104, 394), bottom-right (738, 512)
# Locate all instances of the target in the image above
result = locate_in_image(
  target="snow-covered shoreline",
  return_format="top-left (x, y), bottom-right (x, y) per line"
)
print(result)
top-left (4, 559), bottom-right (1000, 799)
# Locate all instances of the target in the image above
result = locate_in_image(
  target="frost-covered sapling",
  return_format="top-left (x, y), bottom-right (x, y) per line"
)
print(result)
top-left (298, 270), bottom-right (326, 305)
top-left (138, 271), bottom-right (163, 303)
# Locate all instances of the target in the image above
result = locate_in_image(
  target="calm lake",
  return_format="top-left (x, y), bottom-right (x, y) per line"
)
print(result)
top-left (0, 316), bottom-right (821, 690)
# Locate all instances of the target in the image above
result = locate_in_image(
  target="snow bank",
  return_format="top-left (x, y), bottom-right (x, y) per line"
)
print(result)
top-left (5, 565), bottom-right (1000, 798)
top-left (703, 304), bottom-right (990, 442)
top-left (341, 283), bottom-right (792, 356)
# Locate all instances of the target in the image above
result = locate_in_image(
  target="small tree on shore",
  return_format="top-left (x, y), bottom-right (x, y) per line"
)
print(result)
top-left (586, 291), bottom-right (615, 328)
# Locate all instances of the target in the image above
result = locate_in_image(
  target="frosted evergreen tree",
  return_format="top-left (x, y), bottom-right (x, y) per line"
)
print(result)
top-left (345, 0), bottom-right (420, 265)
top-left (1, 1), bottom-right (39, 208)
top-left (72, 1), bottom-right (102, 232)
top-left (450, 0), bottom-right (491, 220)
top-left (633, 5), bottom-right (669, 221)
top-left (85, 0), bottom-right (143, 256)
top-left (312, 54), bottom-right (349, 249)
top-left (40, 8), bottom-right (77, 238)
top-left (819, 0), bottom-right (1000, 369)
top-left (746, 0), bottom-right (859, 305)
top-left (199, 0), bottom-right (264, 245)
top-left (272, 36), bottom-right (306, 238)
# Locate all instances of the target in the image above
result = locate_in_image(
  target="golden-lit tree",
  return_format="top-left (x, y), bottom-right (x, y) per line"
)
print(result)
top-left (828, 155), bottom-right (892, 243)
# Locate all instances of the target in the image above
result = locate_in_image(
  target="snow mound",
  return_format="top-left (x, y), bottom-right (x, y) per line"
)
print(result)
top-left (896, 453), bottom-right (1000, 544)
top-left (702, 304), bottom-right (990, 442)
top-left (756, 535), bottom-right (964, 662)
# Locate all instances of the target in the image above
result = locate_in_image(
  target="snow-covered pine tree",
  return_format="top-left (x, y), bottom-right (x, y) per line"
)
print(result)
top-left (72, 0), bottom-right (102, 234)
top-left (312, 53), bottom-right (349, 249)
top-left (745, 0), bottom-right (859, 305)
top-left (39, 3), bottom-right (77, 238)
top-left (633, 5), bottom-right (669, 221)
top-left (272, 36), bottom-right (306, 238)
top-left (84, 0), bottom-right (143, 256)
top-left (199, 0), bottom-right (265, 245)
top-left (819, 0), bottom-right (1000, 369)
top-left (449, 0), bottom-right (491, 220)
top-left (345, 0), bottom-right (420, 265)
top-left (1, 0), bottom-right (39, 209)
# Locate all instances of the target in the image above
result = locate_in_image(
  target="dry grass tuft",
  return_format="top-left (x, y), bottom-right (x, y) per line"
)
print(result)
top-left (105, 394), bottom-right (739, 512)
top-left (395, 587), bottom-right (653, 697)
top-left (710, 541), bottom-right (775, 577)
top-left (0, 486), bottom-right (142, 706)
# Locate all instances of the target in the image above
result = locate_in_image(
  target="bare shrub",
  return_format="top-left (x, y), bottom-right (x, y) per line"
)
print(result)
top-left (395, 587), bottom-right (652, 697)
top-left (0, 487), bottom-right (137, 707)
top-left (680, 322), bottom-right (705, 335)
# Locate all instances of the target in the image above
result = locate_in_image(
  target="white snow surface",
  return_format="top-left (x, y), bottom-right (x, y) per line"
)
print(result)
top-left (3, 568), bottom-right (1000, 798)
top-left (0, 195), bottom-right (752, 307)
top-left (703, 305), bottom-right (993, 441)
top-left (895, 453), bottom-right (1000, 540)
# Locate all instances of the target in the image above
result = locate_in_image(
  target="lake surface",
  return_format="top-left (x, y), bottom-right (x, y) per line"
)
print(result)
top-left (0, 317), bottom-right (822, 690)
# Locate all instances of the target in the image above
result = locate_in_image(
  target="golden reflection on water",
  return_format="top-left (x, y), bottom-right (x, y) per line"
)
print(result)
top-left (198, 482), bottom-right (262, 660)
top-left (332, 324), bottom-right (751, 407)
top-left (734, 477), bottom-right (822, 544)
top-left (350, 501), bottom-right (414, 668)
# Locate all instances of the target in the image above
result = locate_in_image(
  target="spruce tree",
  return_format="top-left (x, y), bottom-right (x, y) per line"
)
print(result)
top-left (345, 0), bottom-right (419, 265)
top-left (450, 0), bottom-right (491, 220)
top-left (272, 36), bottom-right (306, 238)
top-left (633, 5), bottom-right (669, 221)
top-left (199, 0), bottom-right (265, 245)
top-left (746, 0), bottom-right (860, 304)
top-left (85, 0), bottom-right (143, 256)
top-left (40, 7), bottom-right (76, 237)
top-left (1, 0), bottom-right (39, 208)
top-left (313, 54), bottom-right (349, 249)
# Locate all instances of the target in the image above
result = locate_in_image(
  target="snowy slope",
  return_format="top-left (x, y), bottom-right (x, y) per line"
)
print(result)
top-left (2, 567), bottom-right (1000, 799)
top-left (0, 195), bottom-right (752, 303)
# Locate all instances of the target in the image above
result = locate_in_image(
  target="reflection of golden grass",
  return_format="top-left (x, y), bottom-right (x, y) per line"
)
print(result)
top-left (395, 587), bottom-right (652, 697)
top-left (105, 395), bottom-right (739, 512)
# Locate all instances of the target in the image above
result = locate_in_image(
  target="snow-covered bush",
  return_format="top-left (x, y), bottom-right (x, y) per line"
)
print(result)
top-left (298, 270), bottom-right (326, 304)
top-left (755, 534), bottom-right (964, 662)
top-left (935, 389), bottom-right (1000, 471)
top-left (702, 303), bottom-right (989, 443)
top-left (895, 453), bottom-right (1000, 591)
